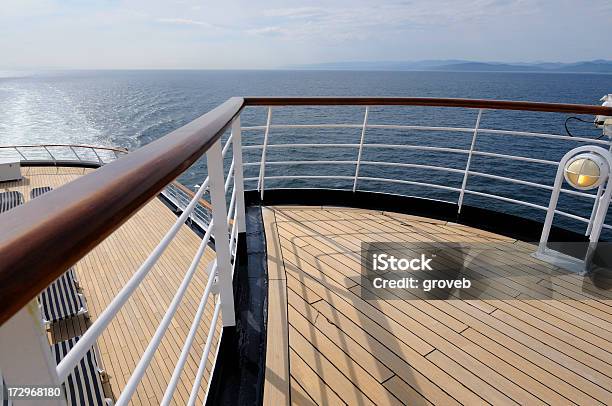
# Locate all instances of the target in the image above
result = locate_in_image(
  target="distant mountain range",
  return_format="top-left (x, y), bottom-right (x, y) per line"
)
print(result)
top-left (293, 60), bottom-right (612, 73)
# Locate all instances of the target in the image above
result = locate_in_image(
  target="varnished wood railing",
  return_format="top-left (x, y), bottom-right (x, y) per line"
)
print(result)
top-left (244, 97), bottom-right (612, 115)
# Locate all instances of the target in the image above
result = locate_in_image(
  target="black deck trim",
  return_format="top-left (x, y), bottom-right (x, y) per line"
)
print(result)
top-left (22, 160), bottom-right (102, 169)
top-left (206, 206), bottom-right (268, 406)
top-left (244, 188), bottom-right (593, 243)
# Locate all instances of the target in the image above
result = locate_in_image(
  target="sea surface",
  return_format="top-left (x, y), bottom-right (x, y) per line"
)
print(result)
top-left (1, 69), bottom-right (611, 237)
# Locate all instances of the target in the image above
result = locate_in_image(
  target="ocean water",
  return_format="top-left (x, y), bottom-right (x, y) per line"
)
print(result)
top-left (1, 69), bottom-right (611, 237)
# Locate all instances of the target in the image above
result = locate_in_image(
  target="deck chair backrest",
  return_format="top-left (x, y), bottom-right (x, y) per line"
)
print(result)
top-left (0, 191), bottom-right (23, 213)
top-left (30, 186), bottom-right (53, 200)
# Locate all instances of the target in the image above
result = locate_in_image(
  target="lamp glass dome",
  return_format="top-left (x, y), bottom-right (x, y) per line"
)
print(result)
top-left (563, 154), bottom-right (606, 190)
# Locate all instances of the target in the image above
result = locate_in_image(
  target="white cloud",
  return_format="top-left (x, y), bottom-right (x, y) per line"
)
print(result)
top-left (257, 0), bottom-right (539, 41)
top-left (263, 7), bottom-right (325, 19)
top-left (155, 18), bottom-right (212, 27)
top-left (246, 26), bottom-right (285, 36)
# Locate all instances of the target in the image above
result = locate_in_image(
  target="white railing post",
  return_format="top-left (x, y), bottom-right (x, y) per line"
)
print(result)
top-left (586, 143), bottom-right (612, 236)
top-left (69, 146), bottom-right (81, 162)
top-left (0, 302), bottom-right (65, 406)
top-left (14, 147), bottom-right (27, 161)
top-left (353, 106), bottom-right (369, 192)
top-left (90, 148), bottom-right (103, 165)
top-left (586, 186), bottom-right (604, 236)
top-left (258, 107), bottom-right (272, 200)
top-left (457, 109), bottom-right (483, 213)
top-left (207, 140), bottom-right (236, 327)
top-left (232, 117), bottom-right (247, 233)
top-left (42, 146), bottom-right (56, 163)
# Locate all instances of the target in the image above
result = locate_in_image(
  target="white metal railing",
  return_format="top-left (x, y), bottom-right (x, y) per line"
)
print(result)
top-left (0, 144), bottom-right (128, 165)
top-left (0, 120), bottom-right (246, 405)
top-left (242, 106), bottom-right (612, 233)
top-left (161, 182), bottom-right (214, 229)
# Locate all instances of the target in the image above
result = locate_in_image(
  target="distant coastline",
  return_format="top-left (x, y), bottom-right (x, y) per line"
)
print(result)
top-left (292, 59), bottom-right (612, 74)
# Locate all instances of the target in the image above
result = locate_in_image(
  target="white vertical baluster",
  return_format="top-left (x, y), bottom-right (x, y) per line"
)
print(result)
top-left (0, 302), bottom-right (65, 406)
top-left (586, 143), bottom-right (612, 236)
top-left (69, 146), bottom-right (81, 162)
top-left (586, 186), bottom-right (604, 236)
top-left (457, 109), bottom-right (483, 213)
top-left (232, 117), bottom-right (247, 233)
top-left (353, 106), bottom-right (369, 192)
top-left (207, 140), bottom-right (236, 327)
top-left (90, 148), bottom-right (103, 165)
top-left (14, 147), bottom-right (27, 161)
top-left (258, 107), bottom-right (272, 200)
top-left (43, 146), bottom-right (56, 163)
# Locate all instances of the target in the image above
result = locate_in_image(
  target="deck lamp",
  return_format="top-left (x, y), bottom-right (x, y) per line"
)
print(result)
top-left (536, 145), bottom-right (612, 273)
top-left (563, 153), bottom-right (609, 190)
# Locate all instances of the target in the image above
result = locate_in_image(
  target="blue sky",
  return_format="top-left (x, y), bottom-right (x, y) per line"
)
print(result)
top-left (1, 0), bottom-right (611, 69)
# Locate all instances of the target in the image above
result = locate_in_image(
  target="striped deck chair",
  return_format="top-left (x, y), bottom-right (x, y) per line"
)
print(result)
top-left (39, 271), bottom-right (88, 326)
top-left (30, 186), bottom-right (53, 199)
top-left (0, 191), bottom-right (23, 213)
top-left (52, 337), bottom-right (111, 406)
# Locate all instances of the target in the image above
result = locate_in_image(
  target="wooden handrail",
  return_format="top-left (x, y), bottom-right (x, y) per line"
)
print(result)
top-left (244, 97), bottom-right (612, 115)
top-left (0, 97), bottom-right (244, 325)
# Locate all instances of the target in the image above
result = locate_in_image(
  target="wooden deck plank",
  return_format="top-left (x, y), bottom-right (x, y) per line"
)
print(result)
top-left (289, 325), bottom-right (379, 405)
top-left (264, 280), bottom-right (290, 406)
top-left (289, 349), bottom-right (346, 406)
top-left (263, 207), bottom-right (291, 406)
top-left (288, 305), bottom-right (401, 405)
top-left (290, 377), bottom-right (318, 406)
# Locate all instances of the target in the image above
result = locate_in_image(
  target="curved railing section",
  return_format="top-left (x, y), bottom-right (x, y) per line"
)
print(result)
top-left (0, 144), bottom-right (128, 166)
top-left (239, 98), bottom-right (612, 236)
top-left (0, 96), bottom-right (611, 405)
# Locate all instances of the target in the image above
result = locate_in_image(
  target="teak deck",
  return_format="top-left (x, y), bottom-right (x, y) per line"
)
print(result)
top-left (262, 206), bottom-right (612, 406)
top-left (2, 166), bottom-right (221, 405)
